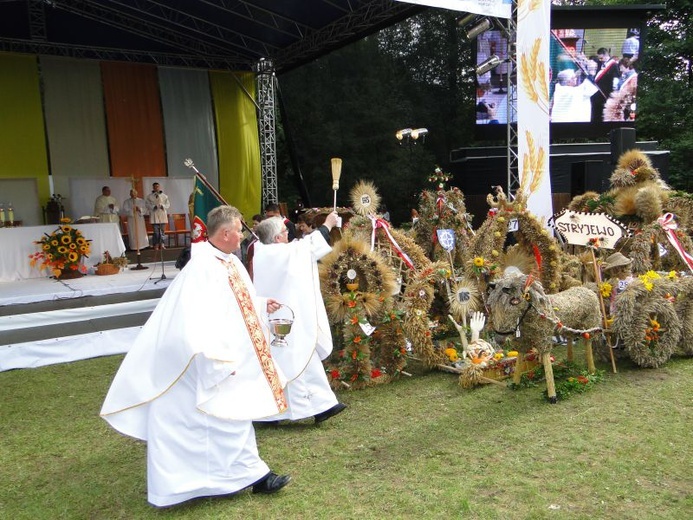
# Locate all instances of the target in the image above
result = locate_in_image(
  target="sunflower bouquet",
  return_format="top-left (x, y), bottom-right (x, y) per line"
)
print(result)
top-left (29, 218), bottom-right (91, 278)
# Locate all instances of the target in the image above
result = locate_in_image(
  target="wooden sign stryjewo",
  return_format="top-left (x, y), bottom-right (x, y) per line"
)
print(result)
top-left (551, 210), bottom-right (629, 249)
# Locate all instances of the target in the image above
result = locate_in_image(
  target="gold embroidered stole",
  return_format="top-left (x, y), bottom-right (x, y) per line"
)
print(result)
top-left (220, 257), bottom-right (287, 412)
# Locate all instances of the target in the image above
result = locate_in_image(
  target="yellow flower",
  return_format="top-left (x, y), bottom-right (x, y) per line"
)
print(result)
top-left (76, 237), bottom-right (86, 245)
top-left (68, 251), bottom-right (79, 262)
top-left (497, 216), bottom-right (505, 223)
top-left (51, 239), bottom-right (59, 247)
top-left (491, 250), bottom-right (499, 257)
top-left (58, 246), bottom-right (68, 254)
top-left (444, 347), bottom-right (459, 362)
top-left (599, 281), bottom-right (613, 298)
top-left (507, 350), bottom-right (519, 357)
top-left (60, 217), bottom-right (72, 224)
top-left (494, 231), bottom-right (501, 237)
top-left (493, 352), bottom-right (504, 360)
top-left (60, 225), bottom-right (72, 233)
top-left (668, 271), bottom-right (678, 280)
top-left (42, 243), bottom-right (50, 251)
top-left (643, 280), bottom-right (654, 291)
top-left (52, 268), bottom-right (61, 277)
top-left (61, 235), bottom-right (72, 244)
top-left (473, 257), bottom-right (485, 267)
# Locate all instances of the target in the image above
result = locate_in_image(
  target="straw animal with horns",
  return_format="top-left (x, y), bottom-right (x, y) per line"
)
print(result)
top-left (486, 273), bottom-right (602, 402)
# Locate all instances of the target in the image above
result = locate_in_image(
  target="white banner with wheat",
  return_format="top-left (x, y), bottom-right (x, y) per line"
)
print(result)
top-left (517, 0), bottom-right (552, 225)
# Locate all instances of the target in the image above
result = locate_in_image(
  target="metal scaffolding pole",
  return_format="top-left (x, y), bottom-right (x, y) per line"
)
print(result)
top-left (506, 4), bottom-right (519, 198)
top-left (254, 58), bottom-right (278, 209)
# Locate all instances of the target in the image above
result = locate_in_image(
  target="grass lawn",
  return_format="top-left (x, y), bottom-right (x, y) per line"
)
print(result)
top-left (0, 352), bottom-right (691, 519)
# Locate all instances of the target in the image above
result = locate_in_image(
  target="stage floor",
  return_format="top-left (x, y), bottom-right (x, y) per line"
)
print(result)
top-left (0, 260), bottom-right (178, 307)
top-left (0, 260), bottom-right (179, 372)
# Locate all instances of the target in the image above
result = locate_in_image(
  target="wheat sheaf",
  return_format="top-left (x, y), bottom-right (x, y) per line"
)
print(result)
top-left (520, 38), bottom-right (549, 112)
top-left (521, 130), bottom-right (546, 197)
top-left (518, 0), bottom-right (544, 22)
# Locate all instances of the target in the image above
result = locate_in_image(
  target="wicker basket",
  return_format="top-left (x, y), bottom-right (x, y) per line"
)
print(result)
top-left (96, 263), bottom-right (120, 276)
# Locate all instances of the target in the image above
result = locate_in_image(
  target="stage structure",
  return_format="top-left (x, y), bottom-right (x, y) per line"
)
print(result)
top-left (255, 58), bottom-right (279, 208)
top-left (505, 8), bottom-right (519, 197)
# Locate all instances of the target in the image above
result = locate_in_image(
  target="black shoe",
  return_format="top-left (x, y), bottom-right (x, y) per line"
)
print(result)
top-left (252, 472), bottom-right (291, 494)
top-left (314, 403), bottom-right (347, 424)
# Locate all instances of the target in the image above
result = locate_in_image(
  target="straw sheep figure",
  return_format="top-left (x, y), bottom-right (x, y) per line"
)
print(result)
top-left (486, 273), bottom-right (602, 403)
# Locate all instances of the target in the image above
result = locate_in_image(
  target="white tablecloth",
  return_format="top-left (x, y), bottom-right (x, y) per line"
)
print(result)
top-left (0, 223), bottom-right (126, 282)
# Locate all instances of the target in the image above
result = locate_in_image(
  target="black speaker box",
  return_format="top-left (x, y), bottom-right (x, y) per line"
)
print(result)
top-left (571, 160), bottom-right (609, 197)
top-left (610, 128), bottom-right (637, 164)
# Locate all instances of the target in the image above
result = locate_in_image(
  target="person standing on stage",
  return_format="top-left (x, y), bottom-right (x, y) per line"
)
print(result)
top-left (252, 213), bottom-right (347, 425)
top-left (101, 205), bottom-right (291, 507)
top-left (94, 186), bottom-right (119, 223)
top-left (121, 189), bottom-right (149, 251)
top-left (145, 182), bottom-right (170, 250)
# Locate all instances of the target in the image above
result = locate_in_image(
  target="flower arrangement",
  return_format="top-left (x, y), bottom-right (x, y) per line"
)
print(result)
top-left (29, 218), bottom-right (91, 278)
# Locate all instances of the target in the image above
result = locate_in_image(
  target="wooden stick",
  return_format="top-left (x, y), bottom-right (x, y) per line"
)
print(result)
top-left (479, 376), bottom-right (508, 387)
top-left (340, 380), bottom-right (351, 388)
top-left (400, 371), bottom-right (412, 377)
top-left (590, 248), bottom-right (618, 373)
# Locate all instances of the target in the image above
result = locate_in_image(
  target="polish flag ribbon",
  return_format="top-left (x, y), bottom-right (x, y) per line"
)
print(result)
top-left (657, 213), bottom-right (693, 273)
top-left (369, 215), bottom-right (415, 270)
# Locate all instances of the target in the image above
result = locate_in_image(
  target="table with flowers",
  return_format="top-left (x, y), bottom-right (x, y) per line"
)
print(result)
top-left (0, 222), bottom-right (125, 282)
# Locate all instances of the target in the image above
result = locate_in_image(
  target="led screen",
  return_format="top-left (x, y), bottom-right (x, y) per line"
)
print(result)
top-left (475, 27), bottom-right (640, 126)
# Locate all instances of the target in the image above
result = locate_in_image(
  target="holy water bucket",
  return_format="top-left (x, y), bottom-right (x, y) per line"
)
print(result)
top-left (268, 304), bottom-right (294, 347)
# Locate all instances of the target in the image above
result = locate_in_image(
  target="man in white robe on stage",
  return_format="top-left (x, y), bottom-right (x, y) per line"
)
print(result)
top-left (252, 213), bottom-right (347, 425)
top-left (101, 205), bottom-right (291, 508)
top-left (120, 189), bottom-right (149, 251)
top-left (94, 186), bottom-right (119, 223)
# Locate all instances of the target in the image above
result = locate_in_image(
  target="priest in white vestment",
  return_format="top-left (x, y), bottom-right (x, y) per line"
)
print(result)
top-left (120, 189), bottom-right (149, 251)
top-left (101, 206), bottom-right (291, 507)
top-left (94, 186), bottom-right (119, 223)
top-left (252, 213), bottom-right (347, 424)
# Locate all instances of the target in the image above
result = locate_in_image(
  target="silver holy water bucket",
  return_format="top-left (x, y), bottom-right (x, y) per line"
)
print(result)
top-left (268, 304), bottom-right (294, 347)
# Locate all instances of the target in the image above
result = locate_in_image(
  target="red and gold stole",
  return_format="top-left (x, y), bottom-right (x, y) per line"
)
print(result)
top-left (220, 258), bottom-right (287, 412)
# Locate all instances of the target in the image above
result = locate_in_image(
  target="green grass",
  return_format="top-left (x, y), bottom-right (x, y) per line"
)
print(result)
top-left (1, 352), bottom-right (691, 519)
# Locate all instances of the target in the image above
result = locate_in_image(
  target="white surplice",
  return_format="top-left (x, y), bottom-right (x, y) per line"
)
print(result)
top-left (252, 230), bottom-right (338, 421)
top-left (94, 195), bottom-right (119, 223)
top-left (101, 240), bottom-right (287, 507)
top-left (121, 197), bottom-right (149, 250)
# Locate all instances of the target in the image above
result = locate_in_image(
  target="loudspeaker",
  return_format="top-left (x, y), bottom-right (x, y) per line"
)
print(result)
top-left (610, 127), bottom-right (636, 164)
top-left (571, 160), bottom-right (608, 197)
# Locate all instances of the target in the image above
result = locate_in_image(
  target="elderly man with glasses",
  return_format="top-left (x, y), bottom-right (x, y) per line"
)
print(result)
top-left (252, 211), bottom-right (347, 425)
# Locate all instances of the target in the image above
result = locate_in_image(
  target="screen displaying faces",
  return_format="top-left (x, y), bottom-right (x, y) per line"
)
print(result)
top-left (475, 27), bottom-right (640, 125)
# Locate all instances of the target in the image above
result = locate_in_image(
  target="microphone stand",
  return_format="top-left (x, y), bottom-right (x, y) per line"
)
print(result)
top-left (153, 244), bottom-right (167, 284)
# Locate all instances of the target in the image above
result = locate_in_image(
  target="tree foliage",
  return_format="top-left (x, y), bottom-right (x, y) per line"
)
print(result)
top-left (278, 10), bottom-right (474, 225)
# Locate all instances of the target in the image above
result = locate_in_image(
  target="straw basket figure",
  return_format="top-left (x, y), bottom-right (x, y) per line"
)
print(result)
top-left (487, 273), bottom-right (602, 403)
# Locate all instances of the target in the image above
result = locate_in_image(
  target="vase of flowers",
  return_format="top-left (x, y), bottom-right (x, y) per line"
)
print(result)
top-left (29, 218), bottom-right (91, 279)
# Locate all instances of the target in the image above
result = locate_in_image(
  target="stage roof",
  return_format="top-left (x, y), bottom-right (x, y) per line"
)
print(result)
top-left (0, 0), bottom-right (425, 73)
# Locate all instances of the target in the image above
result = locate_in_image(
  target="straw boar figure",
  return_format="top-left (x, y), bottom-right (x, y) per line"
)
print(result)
top-left (487, 273), bottom-right (602, 403)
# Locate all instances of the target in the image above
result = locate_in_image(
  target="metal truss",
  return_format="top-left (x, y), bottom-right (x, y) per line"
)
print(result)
top-left (2, 1), bottom-right (422, 73)
top-left (270, 0), bottom-right (421, 72)
top-left (28, 0), bottom-right (47, 41)
top-left (506, 4), bottom-right (519, 198)
top-left (0, 37), bottom-right (247, 69)
top-left (255, 59), bottom-right (278, 209)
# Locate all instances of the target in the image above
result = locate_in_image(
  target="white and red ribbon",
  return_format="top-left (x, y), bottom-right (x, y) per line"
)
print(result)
top-left (369, 215), bottom-right (415, 270)
top-left (657, 213), bottom-right (693, 273)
